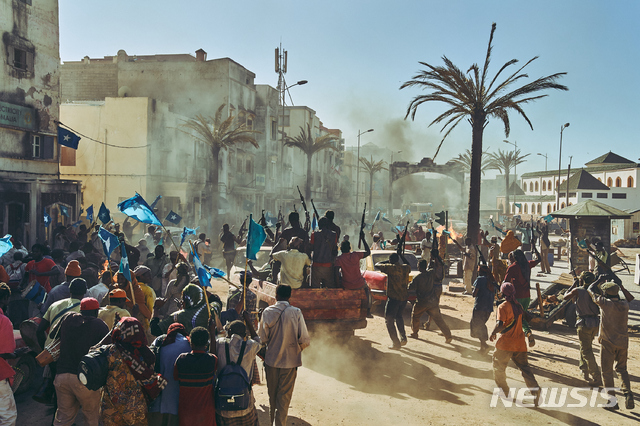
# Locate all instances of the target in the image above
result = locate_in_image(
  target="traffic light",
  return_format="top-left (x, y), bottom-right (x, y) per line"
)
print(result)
top-left (435, 211), bottom-right (446, 226)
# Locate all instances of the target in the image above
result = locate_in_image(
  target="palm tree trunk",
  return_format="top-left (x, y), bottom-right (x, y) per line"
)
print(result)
top-left (467, 114), bottom-right (484, 244)
top-left (210, 145), bottom-right (220, 234)
top-left (504, 169), bottom-right (510, 214)
top-left (368, 172), bottom-right (374, 217)
top-left (306, 153), bottom-right (313, 201)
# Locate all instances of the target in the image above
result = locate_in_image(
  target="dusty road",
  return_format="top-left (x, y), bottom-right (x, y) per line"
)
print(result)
top-left (15, 250), bottom-right (640, 425)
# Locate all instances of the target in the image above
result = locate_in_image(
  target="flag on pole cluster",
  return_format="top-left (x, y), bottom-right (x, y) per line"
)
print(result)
top-left (98, 203), bottom-right (111, 224)
top-left (543, 214), bottom-right (553, 223)
top-left (246, 214), bottom-right (266, 261)
top-left (57, 126), bottom-right (81, 149)
top-left (0, 235), bottom-right (13, 258)
top-left (117, 193), bottom-right (162, 226)
top-left (374, 211), bottom-right (381, 222)
top-left (165, 210), bottom-right (182, 225)
top-left (119, 242), bottom-right (131, 282)
top-left (180, 226), bottom-right (198, 247)
top-left (59, 205), bottom-right (69, 217)
top-left (98, 227), bottom-right (119, 258)
top-left (43, 210), bottom-right (51, 227)
top-left (191, 246), bottom-right (225, 287)
top-left (70, 220), bottom-right (83, 228)
top-left (86, 205), bottom-right (94, 223)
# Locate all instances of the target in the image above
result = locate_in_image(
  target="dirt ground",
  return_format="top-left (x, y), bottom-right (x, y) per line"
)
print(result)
top-left (246, 286), bottom-right (640, 426)
top-left (16, 273), bottom-right (640, 425)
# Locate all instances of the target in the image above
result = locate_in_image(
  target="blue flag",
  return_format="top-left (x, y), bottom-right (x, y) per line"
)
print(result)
top-left (405, 209), bottom-right (411, 215)
top-left (374, 211), bottom-right (381, 222)
top-left (98, 227), bottom-right (119, 258)
top-left (311, 214), bottom-right (318, 232)
top-left (119, 242), bottom-right (131, 282)
top-left (246, 214), bottom-right (266, 261)
top-left (180, 226), bottom-right (198, 247)
top-left (70, 220), bottom-right (82, 228)
top-left (0, 235), bottom-right (13, 258)
top-left (43, 210), bottom-right (51, 227)
top-left (59, 205), bottom-right (69, 217)
top-left (382, 216), bottom-right (392, 224)
top-left (192, 247), bottom-right (212, 287)
top-left (86, 205), bottom-right (94, 223)
top-left (543, 214), bottom-right (553, 223)
top-left (514, 203), bottom-right (522, 209)
top-left (165, 210), bottom-right (182, 225)
top-left (98, 203), bottom-right (111, 224)
top-left (58, 126), bottom-right (81, 149)
top-left (117, 193), bottom-right (162, 226)
top-left (577, 239), bottom-right (588, 249)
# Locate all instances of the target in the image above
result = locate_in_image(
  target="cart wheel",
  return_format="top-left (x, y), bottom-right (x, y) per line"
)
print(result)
top-left (564, 303), bottom-right (577, 328)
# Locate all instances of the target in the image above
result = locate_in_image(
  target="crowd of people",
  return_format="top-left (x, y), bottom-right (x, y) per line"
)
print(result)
top-left (0, 209), bottom-right (636, 426)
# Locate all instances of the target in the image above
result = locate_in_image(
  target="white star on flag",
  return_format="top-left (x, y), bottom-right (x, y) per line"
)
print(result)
top-left (64, 135), bottom-right (70, 142)
top-left (171, 214), bottom-right (177, 220)
top-left (121, 255), bottom-right (129, 270)
top-left (104, 238), bottom-right (111, 253)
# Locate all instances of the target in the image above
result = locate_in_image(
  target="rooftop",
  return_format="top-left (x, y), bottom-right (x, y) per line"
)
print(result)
top-left (585, 151), bottom-right (635, 166)
top-left (557, 169), bottom-right (610, 191)
top-left (550, 199), bottom-right (632, 219)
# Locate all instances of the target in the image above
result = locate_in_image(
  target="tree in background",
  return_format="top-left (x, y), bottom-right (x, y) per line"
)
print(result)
top-left (182, 105), bottom-right (260, 232)
top-left (359, 156), bottom-right (388, 217)
top-left (487, 148), bottom-right (530, 213)
top-left (450, 148), bottom-right (492, 175)
top-left (400, 22), bottom-right (567, 242)
top-left (284, 124), bottom-right (339, 200)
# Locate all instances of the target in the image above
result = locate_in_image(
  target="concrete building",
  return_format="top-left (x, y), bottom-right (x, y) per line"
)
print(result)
top-left (0, 0), bottom-right (81, 246)
top-left (515, 152), bottom-right (640, 218)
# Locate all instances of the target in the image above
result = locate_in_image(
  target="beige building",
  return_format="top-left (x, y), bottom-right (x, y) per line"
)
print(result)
top-left (0, 0), bottom-right (81, 246)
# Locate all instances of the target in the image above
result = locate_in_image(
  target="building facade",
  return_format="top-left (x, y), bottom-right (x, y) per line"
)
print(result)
top-left (1, 0), bottom-right (81, 247)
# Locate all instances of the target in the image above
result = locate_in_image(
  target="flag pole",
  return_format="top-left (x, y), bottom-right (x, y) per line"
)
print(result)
top-left (243, 258), bottom-right (248, 312)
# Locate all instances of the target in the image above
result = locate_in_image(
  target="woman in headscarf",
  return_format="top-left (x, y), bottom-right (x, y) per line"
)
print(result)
top-left (100, 317), bottom-right (167, 426)
top-left (504, 248), bottom-right (540, 347)
top-left (489, 283), bottom-right (539, 402)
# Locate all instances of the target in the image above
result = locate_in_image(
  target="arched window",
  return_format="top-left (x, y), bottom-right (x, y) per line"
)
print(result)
top-left (628, 176), bottom-right (634, 188)
top-left (598, 177), bottom-right (602, 182)
top-left (568, 202), bottom-right (572, 206)
top-left (561, 202), bottom-right (566, 209)
top-left (529, 182), bottom-right (533, 192)
top-left (542, 181), bottom-right (547, 191)
top-left (607, 177), bottom-right (613, 187)
top-left (537, 203), bottom-right (542, 214)
top-left (524, 204), bottom-right (528, 213)
top-left (615, 177), bottom-right (622, 187)
top-left (535, 182), bottom-right (539, 192)
top-left (555, 180), bottom-right (559, 188)
top-left (547, 204), bottom-right (551, 214)
top-left (548, 180), bottom-right (552, 190)
top-left (498, 203), bottom-right (504, 213)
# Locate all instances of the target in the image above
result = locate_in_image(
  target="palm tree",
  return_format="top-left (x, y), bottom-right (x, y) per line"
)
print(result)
top-left (400, 22), bottom-right (567, 242)
top-left (450, 148), bottom-right (492, 175)
top-left (181, 105), bottom-right (260, 231)
top-left (487, 148), bottom-right (530, 213)
top-left (284, 124), bottom-right (339, 200)
top-left (359, 156), bottom-right (388, 217)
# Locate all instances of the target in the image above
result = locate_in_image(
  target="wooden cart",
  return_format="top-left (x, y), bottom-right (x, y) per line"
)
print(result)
top-left (527, 273), bottom-right (576, 331)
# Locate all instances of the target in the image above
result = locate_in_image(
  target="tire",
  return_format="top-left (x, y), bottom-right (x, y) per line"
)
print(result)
top-left (14, 354), bottom-right (36, 394)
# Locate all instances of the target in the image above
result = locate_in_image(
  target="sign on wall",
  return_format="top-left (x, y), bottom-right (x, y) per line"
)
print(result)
top-left (256, 174), bottom-right (266, 187)
top-left (0, 101), bottom-right (36, 131)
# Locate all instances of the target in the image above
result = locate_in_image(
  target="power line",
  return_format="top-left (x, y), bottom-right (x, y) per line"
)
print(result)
top-left (55, 121), bottom-right (148, 149)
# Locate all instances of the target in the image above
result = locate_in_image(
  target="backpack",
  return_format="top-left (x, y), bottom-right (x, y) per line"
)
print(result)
top-left (215, 340), bottom-right (251, 411)
top-left (78, 345), bottom-right (110, 391)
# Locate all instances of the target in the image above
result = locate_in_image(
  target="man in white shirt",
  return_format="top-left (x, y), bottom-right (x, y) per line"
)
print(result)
top-left (271, 237), bottom-right (311, 289)
top-left (258, 284), bottom-right (310, 426)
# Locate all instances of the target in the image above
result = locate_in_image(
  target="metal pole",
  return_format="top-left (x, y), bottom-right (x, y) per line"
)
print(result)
top-left (513, 140), bottom-right (517, 213)
top-left (355, 130), bottom-right (360, 214)
top-left (556, 123), bottom-right (570, 210)
top-left (565, 156), bottom-right (572, 208)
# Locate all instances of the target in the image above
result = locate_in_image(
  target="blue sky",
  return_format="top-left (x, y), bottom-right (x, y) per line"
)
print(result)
top-left (60, 0), bottom-right (640, 176)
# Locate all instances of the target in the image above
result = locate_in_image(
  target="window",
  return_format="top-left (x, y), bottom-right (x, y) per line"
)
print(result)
top-left (615, 177), bottom-right (622, 187)
top-left (535, 182), bottom-right (539, 192)
top-left (32, 135), bottom-right (40, 158)
top-left (607, 177), bottom-right (613, 187)
top-left (246, 117), bottom-right (253, 130)
top-left (547, 204), bottom-right (551, 214)
top-left (597, 193), bottom-right (608, 198)
top-left (271, 120), bottom-right (277, 140)
top-left (7, 45), bottom-right (34, 74)
top-left (628, 176), bottom-right (634, 188)
top-left (542, 181), bottom-right (546, 191)
top-left (524, 204), bottom-right (528, 213)
top-left (14, 49), bottom-right (27, 70)
top-left (537, 203), bottom-right (541, 214)
top-left (598, 177), bottom-right (602, 182)
top-left (246, 159), bottom-right (252, 174)
top-left (612, 193), bottom-right (627, 199)
top-left (582, 193), bottom-right (592, 198)
top-left (237, 158), bottom-right (242, 172)
top-left (529, 182), bottom-right (533, 192)
top-left (561, 202), bottom-right (566, 209)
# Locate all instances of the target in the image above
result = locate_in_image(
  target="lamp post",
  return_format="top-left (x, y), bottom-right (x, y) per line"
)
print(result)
top-left (537, 152), bottom-right (548, 171)
top-left (278, 79), bottom-right (307, 210)
top-left (565, 155), bottom-right (572, 208)
top-left (504, 139), bottom-right (517, 214)
top-left (556, 123), bottom-right (570, 211)
top-left (355, 129), bottom-right (373, 213)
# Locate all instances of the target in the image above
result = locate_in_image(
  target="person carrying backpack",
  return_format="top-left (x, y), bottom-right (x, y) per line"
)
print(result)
top-left (213, 312), bottom-right (261, 425)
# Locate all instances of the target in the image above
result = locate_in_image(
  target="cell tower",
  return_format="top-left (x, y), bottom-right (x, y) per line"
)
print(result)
top-left (275, 43), bottom-right (288, 93)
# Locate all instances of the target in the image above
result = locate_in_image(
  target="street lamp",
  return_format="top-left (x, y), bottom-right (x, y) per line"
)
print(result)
top-left (566, 155), bottom-right (573, 208)
top-left (279, 79), bottom-right (308, 210)
top-left (537, 152), bottom-right (548, 171)
top-left (355, 129), bottom-right (374, 212)
top-left (504, 140), bottom-right (517, 214)
top-left (556, 123), bottom-right (570, 210)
